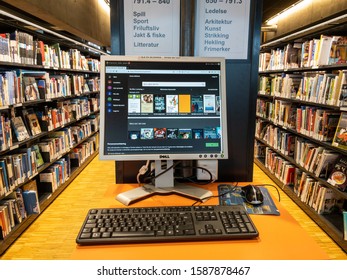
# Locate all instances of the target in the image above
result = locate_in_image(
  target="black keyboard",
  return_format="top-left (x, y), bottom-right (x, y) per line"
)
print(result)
top-left (76, 205), bottom-right (259, 245)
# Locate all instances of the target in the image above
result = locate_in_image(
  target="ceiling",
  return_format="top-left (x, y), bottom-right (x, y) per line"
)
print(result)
top-left (262, 0), bottom-right (299, 23)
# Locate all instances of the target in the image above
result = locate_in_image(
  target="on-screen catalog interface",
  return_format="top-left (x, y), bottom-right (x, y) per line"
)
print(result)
top-left (103, 59), bottom-right (225, 158)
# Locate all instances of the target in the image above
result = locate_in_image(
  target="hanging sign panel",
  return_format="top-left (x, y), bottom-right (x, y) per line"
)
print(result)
top-left (124, 0), bottom-right (180, 56)
top-left (195, 0), bottom-right (250, 59)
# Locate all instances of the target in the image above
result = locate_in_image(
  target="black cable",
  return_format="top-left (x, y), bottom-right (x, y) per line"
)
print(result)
top-left (174, 164), bottom-right (215, 185)
top-left (191, 182), bottom-right (239, 206)
top-left (253, 183), bottom-right (281, 202)
top-left (143, 161), bottom-right (215, 186)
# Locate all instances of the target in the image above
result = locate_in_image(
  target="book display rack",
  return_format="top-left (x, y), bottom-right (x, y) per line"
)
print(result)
top-left (255, 14), bottom-right (347, 252)
top-left (0, 8), bottom-right (103, 255)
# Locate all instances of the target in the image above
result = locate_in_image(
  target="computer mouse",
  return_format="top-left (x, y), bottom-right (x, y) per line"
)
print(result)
top-left (241, 185), bottom-right (264, 205)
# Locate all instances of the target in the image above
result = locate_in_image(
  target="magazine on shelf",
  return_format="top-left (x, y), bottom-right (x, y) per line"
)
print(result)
top-left (22, 76), bottom-right (39, 101)
top-left (11, 116), bottom-right (30, 142)
top-left (332, 112), bottom-right (347, 150)
top-left (327, 156), bottom-right (347, 192)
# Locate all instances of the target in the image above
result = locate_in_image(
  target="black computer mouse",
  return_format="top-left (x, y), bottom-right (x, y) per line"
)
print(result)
top-left (241, 185), bottom-right (264, 205)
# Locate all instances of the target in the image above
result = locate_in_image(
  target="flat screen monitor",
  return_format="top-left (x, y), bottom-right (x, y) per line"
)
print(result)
top-left (99, 55), bottom-right (228, 205)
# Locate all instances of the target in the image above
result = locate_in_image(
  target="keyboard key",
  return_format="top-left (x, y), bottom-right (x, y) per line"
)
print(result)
top-left (111, 231), bottom-right (155, 238)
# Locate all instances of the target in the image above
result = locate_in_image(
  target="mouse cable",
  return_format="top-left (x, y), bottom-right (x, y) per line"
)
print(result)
top-left (174, 165), bottom-right (215, 185)
top-left (191, 182), bottom-right (239, 206)
top-left (253, 183), bottom-right (281, 202)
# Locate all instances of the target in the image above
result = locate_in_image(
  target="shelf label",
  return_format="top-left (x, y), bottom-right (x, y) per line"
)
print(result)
top-left (124, 0), bottom-right (180, 56)
top-left (194, 0), bottom-right (250, 59)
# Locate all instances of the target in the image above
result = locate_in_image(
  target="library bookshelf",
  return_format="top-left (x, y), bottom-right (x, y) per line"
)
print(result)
top-left (255, 14), bottom-right (347, 253)
top-left (0, 7), bottom-right (103, 255)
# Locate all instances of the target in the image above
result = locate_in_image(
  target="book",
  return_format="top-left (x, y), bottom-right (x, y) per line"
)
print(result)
top-left (192, 128), bottom-right (203, 139)
top-left (203, 94), bottom-right (216, 113)
top-left (191, 95), bottom-right (204, 113)
top-left (31, 144), bottom-right (44, 167)
top-left (320, 111), bottom-right (340, 141)
top-left (332, 112), bottom-right (347, 150)
top-left (11, 116), bottom-right (30, 142)
top-left (329, 36), bottom-right (347, 65)
top-left (166, 128), bottom-right (178, 139)
top-left (178, 129), bottom-right (192, 139)
top-left (317, 35), bottom-right (333, 66)
top-left (0, 167), bottom-right (5, 196)
top-left (26, 112), bottom-right (42, 136)
top-left (39, 169), bottom-right (57, 193)
top-left (22, 179), bottom-right (40, 214)
top-left (15, 188), bottom-right (27, 220)
top-left (153, 128), bottom-right (166, 139)
top-left (327, 156), bottom-right (347, 191)
top-left (317, 188), bottom-right (344, 214)
top-left (140, 128), bottom-right (153, 140)
top-left (22, 190), bottom-right (40, 215)
top-left (140, 94), bottom-right (153, 113)
top-left (0, 159), bottom-right (9, 193)
top-left (166, 95), bottom-right (178, 113)
top-left (36, 79), bottom-right (47, 99)
top-left (178, 94), bottom-right (191, 113)
top-left (22, 76), bottom-right (39, 101)
top-left (153, 95), bottom-right (165, 113)
top-left (338, 71), bottom-right (347, 107)
top-left (343, 211), bottom-right (347, 241)
top-left (284, 43), bottom-right (300, 69)
top-left (0, 205), bottom-right (10, 237)
top-left (314, 150), bottom-right (339, 179)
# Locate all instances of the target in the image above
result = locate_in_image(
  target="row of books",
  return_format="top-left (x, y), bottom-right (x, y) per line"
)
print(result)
top-left (0, 116), bottom-right (99, 196)
top-left (258, 70), bottom-right (347, 107)
top-left (257, 118), bottom-right (347, 193)
top-left (0, 31), bottom-right (35, 65)
top-left (0, 181), bottom-right (40, 240)
top-left (259, 144), bottom-right (345, 214)
top-left (0, 101), bottom-right (98, 152)
top-left (0, 70), bottom-right (100, 107)
top-left (0, 144), bottom-right (45, 196)
top-left (255, 120), bottom-right (295, 157)
top-left (259, 35), bottom-right (347, 71)
top-left (69, 135), bottom-right (99, 169)
top-left (39, 96), bottom-right (99, 131)
top-left (257, 119), bottom-right (334, 176)
top-left (38, 156), bottom-right (71, 194)
top-left (0, 31), bottom-right (100, 71)
top-left (0, 134), bottom-right (99, 240)
top-left (128, 94), bottom-right (220, 115)
top-left (294, 169), bottom-right (344, 215)
top-left (37, 135), bottom-right (98, 197)
top-left (36, 118), bottom-right (98, 164)
top-left (263, 146), bottom-right (295, 186)
top-left (256, 99), bottom-right (340, 142)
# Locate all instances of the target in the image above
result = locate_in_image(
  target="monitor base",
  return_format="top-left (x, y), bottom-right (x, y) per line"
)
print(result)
top-left (116, 183), bottom-right (213, 206)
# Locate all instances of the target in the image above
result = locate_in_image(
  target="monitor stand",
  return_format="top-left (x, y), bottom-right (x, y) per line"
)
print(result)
top-left (116, 160), bottom-right (213, 206)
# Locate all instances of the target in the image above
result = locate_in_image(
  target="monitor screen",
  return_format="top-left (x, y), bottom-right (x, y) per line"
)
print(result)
top-left (99, 55), bottom-right (228, 162)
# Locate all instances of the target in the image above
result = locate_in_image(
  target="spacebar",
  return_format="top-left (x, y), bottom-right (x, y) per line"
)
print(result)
top-left (111, 231), bottom-right (155, 238)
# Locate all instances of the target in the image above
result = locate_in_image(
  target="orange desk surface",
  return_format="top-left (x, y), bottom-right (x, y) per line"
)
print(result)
top-left (71, 183), bottom-right (328, 260)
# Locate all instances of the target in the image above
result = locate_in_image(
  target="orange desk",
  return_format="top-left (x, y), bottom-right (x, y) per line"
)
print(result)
top-left (71, 183), bottom-right (328, 260)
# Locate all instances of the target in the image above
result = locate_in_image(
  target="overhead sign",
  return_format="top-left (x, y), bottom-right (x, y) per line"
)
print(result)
top-left (194, 0), bottom-right (250, 59)
top-left (124, 0), bottom-right (180, 56)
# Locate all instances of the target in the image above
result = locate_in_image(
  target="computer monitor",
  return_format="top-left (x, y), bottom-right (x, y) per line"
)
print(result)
top-left (99, 55), bottom-right (228, 205)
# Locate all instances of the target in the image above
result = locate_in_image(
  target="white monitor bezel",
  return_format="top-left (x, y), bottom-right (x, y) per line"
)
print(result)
top-left (99, 55), bottom-right (228, 161)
